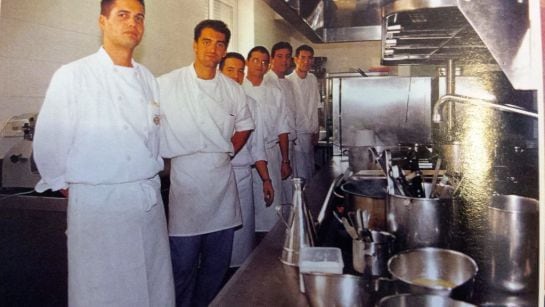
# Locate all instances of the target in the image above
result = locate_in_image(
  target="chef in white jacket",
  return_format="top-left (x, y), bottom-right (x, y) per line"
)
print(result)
top-left (287, 44), bottom-right (321, 181)
top-left (158, 20), bottom-right (254, 307)
top-left (264, 42), bottom-right (297, 205)
top-left (33, 1), bottom-right (174, 306)
top-left (243, 46), bottom-right (291, 232)
top-left (219, 52), bottom-right (274, 267)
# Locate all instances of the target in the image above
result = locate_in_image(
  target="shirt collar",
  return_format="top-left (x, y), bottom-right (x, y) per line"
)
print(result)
top-left (97, 47), bottom-right (139, 72)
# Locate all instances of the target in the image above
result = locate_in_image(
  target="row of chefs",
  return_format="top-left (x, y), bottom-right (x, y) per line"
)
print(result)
top-left (32, 9), bottom-right (320, 307)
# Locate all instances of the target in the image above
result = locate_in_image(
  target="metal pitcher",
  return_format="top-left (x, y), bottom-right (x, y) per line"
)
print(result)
top-left (278, 178), bottom-right (315, 266)
top-left (488, 195), bottom-right (538, 293)
top-left (352, 230), bottom-right (395, 277)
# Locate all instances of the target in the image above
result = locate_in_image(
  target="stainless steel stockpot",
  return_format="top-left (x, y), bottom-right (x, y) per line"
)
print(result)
top-left (488, 195), bottom-right (538, 293)
top-left (340, 177), bottom-right (387, 230)
top-left (387, 182), bottom-right (453, 252)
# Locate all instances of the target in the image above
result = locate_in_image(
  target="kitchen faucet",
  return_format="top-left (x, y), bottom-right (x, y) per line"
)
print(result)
top-left (432, 94), bottom-right (538, 124)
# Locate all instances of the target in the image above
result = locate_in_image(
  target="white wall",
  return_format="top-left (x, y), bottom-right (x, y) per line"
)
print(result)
top-left (0, 0), bottom-right (100, 126)
top-left (0, 0), bottom-right (208, 127)
top-left (0, 0), bottom-right (384, 127)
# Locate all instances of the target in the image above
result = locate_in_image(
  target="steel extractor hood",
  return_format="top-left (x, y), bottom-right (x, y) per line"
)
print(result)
top-left (264, 0), bottom-right (533, 90)
top-left (262, 0), bottom-right (385, 42)
top-left (382, 0), bottom-right (532, 89)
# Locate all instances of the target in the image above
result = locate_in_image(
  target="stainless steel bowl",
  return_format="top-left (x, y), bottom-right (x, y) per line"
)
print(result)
top-left (378, 294), bottom-right (476, 307)
top-left (387, 247), bottom-right (478, 296)
top-left (301, 273), bottom-right (369, 307)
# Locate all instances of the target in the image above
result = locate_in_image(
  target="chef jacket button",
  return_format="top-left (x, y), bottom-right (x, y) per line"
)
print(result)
top-left (118, 96), bottom-right (123, 101)
top-left (126, 155), bottom-right (131, 161)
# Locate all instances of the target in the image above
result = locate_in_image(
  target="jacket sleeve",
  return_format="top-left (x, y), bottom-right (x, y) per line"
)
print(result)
top-left (33, 65), bottom-right (77, 192)
top-left (248, 98), bottom-right (267, 162)
top-left (274, 87), bottom-right (291, 136)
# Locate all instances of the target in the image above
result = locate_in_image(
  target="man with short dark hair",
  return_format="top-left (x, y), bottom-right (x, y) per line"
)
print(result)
top-left (288, 44), bottom-right (321, 181)
top-left (219, 52), bottom-right (274, 267)
top-left (158, 20), bottom-right (254, 307)
top-left (33, 0), bottom-right (175, 306)
top-left (244, 46), bottom-right (291, 232)
top-left (265, 41), bottom-right (297, 204)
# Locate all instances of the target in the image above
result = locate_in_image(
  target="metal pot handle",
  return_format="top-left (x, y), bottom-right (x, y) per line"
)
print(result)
top-left (371, 276), bottom-right (396, 293)
top-left (317, 174), bottom-right (345, 224)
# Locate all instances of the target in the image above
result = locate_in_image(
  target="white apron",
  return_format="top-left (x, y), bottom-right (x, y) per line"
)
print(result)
top-left (231, 166), bottom-right (255, 267)
top-left (253, 143), bottom-right (282, 231)
top-left (67, 178), bottom-right (174, 307)
top-left (158, 65), bottom-right (254, 236)
top-left (294, 132), bottom-right (316, 181)
top-left (169, 153), bottom-right (241, 236)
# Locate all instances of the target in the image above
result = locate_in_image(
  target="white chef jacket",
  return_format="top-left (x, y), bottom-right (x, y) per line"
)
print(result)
top-left (231, 95), bottom-right (267, 167)
top-left (242, 79), bottom-right (290, 149)
top-left (34, 47), bottom-right (163, 191)
top-left (33, 47), bottom-right (174, 307)
top-left (287, 72), bottom-right (321, 134)
top-left (159, 65), bottom-right (254, 236)
top-left (264, 71), bottom-right (297, 141)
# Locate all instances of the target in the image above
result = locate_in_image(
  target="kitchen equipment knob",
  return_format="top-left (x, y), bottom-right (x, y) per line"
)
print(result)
top-left (10, 154), bottom-right (27, 163)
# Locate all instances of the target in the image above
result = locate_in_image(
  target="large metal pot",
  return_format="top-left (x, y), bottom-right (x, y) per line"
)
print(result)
top-left (387, 183), bottom-right (453, 252)
top-left (340, 177), bottom-right (387, 230)
top-left (488, 195), bottom-right (538, 293)
top-left (387, 248), bottom-right (478, 298)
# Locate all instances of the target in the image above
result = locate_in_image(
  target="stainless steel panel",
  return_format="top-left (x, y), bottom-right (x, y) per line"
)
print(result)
top-left (457, 0), bottom-right (533, 89)
top-left (331, 76), bottom-right (433, 150)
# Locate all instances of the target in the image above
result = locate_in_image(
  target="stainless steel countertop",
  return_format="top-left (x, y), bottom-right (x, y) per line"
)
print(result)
top-left (211, 155), bottom-right (539, 306)
top-left (211, 157), bottom-right (348, 307)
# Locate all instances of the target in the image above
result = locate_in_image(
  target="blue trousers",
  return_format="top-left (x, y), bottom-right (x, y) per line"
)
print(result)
top-left (170, 228), bottom-right (234, 307)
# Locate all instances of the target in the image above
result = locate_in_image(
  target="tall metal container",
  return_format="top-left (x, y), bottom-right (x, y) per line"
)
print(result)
top-left (488, 195), bottom-right (538, 293)
top-left (386, 183), bottom-right (453, 252)
top-left (279, 178), bottom-right (315, 266)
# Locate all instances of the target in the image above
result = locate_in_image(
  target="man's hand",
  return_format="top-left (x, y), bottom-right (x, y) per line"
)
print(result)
top-left (263, 180), bottom-right (274, 206)
top-left (281, 161), bottom-right (292, 180)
